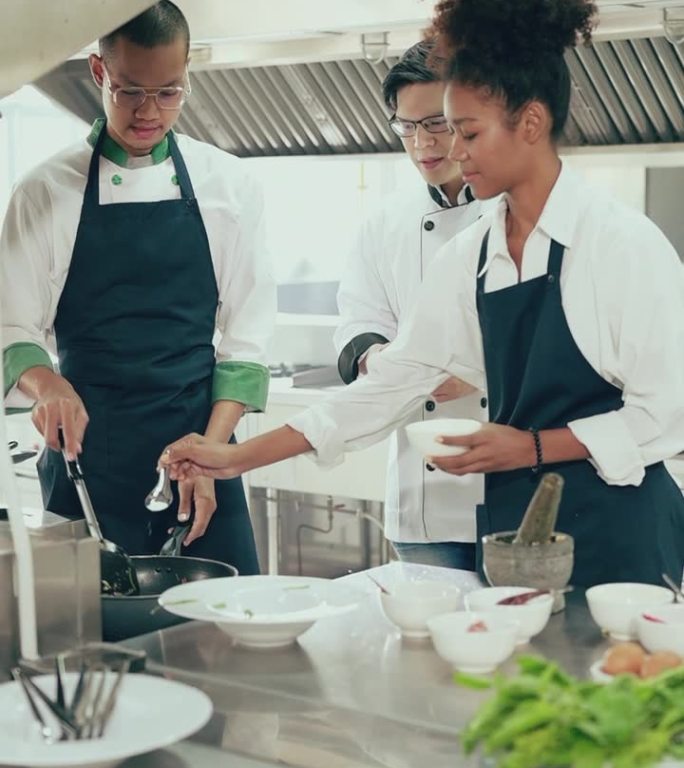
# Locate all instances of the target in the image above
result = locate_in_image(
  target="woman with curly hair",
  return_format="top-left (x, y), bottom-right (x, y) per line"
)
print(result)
top-left (160, 0), bottom-right (684, 588)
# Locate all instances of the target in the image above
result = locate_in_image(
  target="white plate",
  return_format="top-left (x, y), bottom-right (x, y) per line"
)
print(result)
top-left (159, 575), bottom-right (365, 648)
top-left (0, 672), bottom-right (212, 767)
top-left (589, 659), bottom-right (614, 683)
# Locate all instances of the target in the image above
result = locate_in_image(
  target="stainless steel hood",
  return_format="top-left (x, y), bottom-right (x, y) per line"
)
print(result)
top-left (37, 32), bottom-right (684, 156)
top-left (1, 0), bottom-right (680, 154)
top-left (0, 0), bottom-right (155, 97)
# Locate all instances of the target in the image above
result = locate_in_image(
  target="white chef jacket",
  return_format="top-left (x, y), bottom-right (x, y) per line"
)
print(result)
top-left (1, 130), bottom-right (275, 411)
top-left (334, 183), bottom-right (493, 543)
top-left (291, 162), bottom-right (684, 489)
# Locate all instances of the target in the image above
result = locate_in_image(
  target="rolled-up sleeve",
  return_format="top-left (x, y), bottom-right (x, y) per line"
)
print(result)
top-left (568, 223), bottom-right (684, 485)
top-left (213, 171), bottom-right (275, 412)
top-left (1, 186), bottom-right (55, 409)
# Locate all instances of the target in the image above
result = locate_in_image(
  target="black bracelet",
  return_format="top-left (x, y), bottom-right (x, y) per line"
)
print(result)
top-left (528, 427), bottom-right (543, 473)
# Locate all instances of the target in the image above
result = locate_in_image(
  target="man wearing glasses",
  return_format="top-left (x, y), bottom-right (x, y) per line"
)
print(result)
top-left (0, 1), bottom-right (274, 573)
top-left (335, 41), bottom-right (493, 570)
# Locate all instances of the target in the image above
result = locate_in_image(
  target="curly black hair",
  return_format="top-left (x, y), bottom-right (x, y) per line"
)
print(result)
top-left (428, 0), bottom-right (598, 139)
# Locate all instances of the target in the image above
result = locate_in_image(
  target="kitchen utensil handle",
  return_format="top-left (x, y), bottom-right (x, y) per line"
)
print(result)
top-left (58, 428), bottom-right (105, 544)
top-left (57, 427), bottom-right (83, 481)
top-left (159, 506), bottom-right (194, 556)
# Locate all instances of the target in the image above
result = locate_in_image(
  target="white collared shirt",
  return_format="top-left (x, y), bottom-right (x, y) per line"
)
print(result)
top-left (1, 132), bottom-right (275, 409)
top-left (290, 162), bottom-right (684, 487)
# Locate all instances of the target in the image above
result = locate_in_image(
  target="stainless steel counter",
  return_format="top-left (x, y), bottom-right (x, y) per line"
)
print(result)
top-left (120, 564), bottom-right (613, 768)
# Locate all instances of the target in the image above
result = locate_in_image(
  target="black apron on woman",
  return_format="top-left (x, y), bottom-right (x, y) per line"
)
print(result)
top-left (38, 126), bottom-right (259, 575)
top-left (475, 230), bottom-right (684, 588)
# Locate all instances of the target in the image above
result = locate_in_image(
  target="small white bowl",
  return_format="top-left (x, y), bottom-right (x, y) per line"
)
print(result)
top-left (465, 587), bottom-right (553, 645)
top-left (586, 583), bottom-right (673, 641)
top-left (427, 612), bottom-right (519, 674)
top-left (636, 604), bottom-right (684, 656)
top-left (405, 418), bottom-right (482, 457)
top-left (380, 580), bottom-right (462, 638)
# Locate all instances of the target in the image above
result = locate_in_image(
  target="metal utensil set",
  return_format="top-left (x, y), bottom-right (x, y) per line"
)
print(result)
top-left (12, 656), bottom-right (130, 743)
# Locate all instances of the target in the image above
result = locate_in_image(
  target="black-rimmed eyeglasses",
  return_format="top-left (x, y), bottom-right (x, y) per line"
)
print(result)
top-left (389, 114), bottom-right (450, 138)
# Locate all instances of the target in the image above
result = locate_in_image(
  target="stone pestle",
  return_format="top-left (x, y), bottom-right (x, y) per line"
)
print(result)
top-left (513, 472), bottom-right (564, 545)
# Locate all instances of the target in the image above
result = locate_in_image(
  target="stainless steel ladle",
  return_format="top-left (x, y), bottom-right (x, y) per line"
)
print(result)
top-left (144, 466), bottom-right (173, 512)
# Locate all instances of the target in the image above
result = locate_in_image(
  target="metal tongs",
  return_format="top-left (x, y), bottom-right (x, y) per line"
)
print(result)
top-left (58, 429), bottom-right (139, 596)
top-left (12, 657), bottom-right (130, 742)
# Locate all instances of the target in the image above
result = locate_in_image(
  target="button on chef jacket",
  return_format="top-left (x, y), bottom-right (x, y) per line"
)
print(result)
top-left (2, 119), bottom-right (275, 412)
top-left (334, 182), bottom-right (495, 544)
top-left (290, 163), bottom-right (684, 488)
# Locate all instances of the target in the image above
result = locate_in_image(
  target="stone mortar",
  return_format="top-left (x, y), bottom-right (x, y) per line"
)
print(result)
top-left (482, 531), bottom-right (574, 612)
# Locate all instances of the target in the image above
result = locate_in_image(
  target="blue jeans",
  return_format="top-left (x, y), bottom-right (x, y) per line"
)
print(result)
top-left (391, 541), bottom-right (477, 571)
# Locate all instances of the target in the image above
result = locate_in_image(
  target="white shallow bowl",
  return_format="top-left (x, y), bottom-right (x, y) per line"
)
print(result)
top-left (0, 672), bottom-right (212, 767)
top-left (636, 604), bottom-right (684, 655)
top-left (159, 575), bottom-right (364, 648)
top-left (586, 583), bottom-right (673, 641)
top-left (465, 587), bottom-right (553, 645)
top-left (427, 612), bottom-right (519, 674)
top-left (379, 580), bottom-right (462, 638)
top-left (405, 418), bottom-right (482, 457)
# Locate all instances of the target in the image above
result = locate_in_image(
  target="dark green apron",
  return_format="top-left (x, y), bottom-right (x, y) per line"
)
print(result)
top-left (475, 229), bottom-right (684, 587)
top-left (38, 126), bottom-right (259, 575)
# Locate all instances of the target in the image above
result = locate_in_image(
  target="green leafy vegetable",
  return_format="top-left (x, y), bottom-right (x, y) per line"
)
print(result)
top-left (164, 598), bottom-right (198, 606)
top-left (456, 656), bottom-right (684, 768)
top-left (210, 602), bottom-right (254, 618)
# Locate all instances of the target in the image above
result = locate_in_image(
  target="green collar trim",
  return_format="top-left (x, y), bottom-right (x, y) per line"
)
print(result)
top-left (87, 118), bottom-right (171, 167)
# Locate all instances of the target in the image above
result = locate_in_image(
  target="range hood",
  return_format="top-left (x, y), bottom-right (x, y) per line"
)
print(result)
top-left (22, 0), bottom-right (684, 154)
top-left (0, 0), bottom-right (155, 98)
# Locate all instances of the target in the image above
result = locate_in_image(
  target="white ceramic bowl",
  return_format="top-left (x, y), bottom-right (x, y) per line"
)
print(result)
top-left (636, 603), bottom-right (684, 655)
top-left (586, 583), bottom-right (674, 641)
top-left (465, 587), bottom-right (553, 645)
top-left (427, 612), bottom-right (519, 674)
top-left (159, 575), bottom-right (364, 648)
top-left (405, 418), bottom-right (482, 458)
top-left (380, 580), bottom-right (462, 638)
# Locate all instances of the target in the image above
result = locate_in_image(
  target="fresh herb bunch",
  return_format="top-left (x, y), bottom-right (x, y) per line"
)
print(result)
top-left (456, 656), bottom-right (684, 768)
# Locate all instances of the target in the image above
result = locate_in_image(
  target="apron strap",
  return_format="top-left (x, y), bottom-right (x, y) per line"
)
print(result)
top-left (167, 132), bottom-right (197, 201)
top-left (82, 125), bottom-right (108, 211)
top-left (81, 125), bottom-right (196, 210)
top-left (547, 238), bottom-right (565, 281)
top-left (475, 228), bottom-right (491, 296)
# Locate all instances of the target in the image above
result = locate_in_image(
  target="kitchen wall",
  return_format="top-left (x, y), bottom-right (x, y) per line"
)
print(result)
top-left (647, 167), bottom-right (684, 260)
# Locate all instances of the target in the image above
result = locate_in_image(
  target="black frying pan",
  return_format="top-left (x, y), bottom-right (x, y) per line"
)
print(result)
top-left (101, 555), bottom-right (238, 641)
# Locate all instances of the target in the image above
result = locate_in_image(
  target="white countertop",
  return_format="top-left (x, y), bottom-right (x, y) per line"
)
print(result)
top-left (265, 377), bottom-right (343, 407)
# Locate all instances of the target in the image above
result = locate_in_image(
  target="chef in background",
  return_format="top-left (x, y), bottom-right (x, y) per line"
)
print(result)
top-left (0, 1), bottom-right (274, 573)
top-left (335, 41), bottom-right (492, 570)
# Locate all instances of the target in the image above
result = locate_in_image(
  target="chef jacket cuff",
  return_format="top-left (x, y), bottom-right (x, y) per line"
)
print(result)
top-left (286, 408), bottom-right (345, 468)
top-left (3, 342), bottom-right (53, 412)
top-left (212, 361), bottom-right (270, 413)
top-left (568, 411), bottom-right (645, 486)
top-left (337, 332), bottom-right (390, 384)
